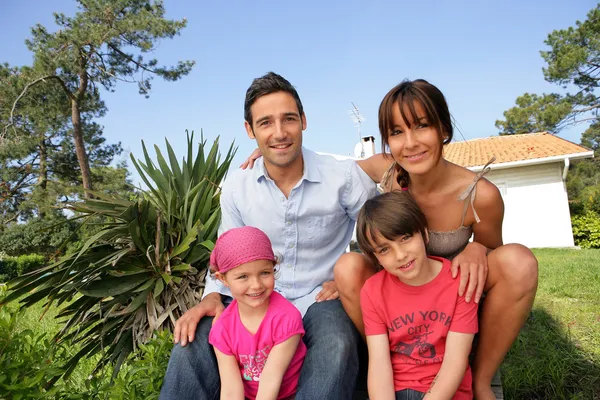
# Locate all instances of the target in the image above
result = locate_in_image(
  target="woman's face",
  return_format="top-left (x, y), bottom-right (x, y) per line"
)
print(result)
top-left (387, 101), bottom-right (444, 177)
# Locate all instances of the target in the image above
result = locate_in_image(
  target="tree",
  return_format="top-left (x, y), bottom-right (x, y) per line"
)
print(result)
top-left (4, 0), bottom-right (195, 194)
top-left (581, 121), bottom-right (600, 157)
top-left (0, 64), bottom-right (126, 225)
top-left (496, 5), bottom-right (600, 135)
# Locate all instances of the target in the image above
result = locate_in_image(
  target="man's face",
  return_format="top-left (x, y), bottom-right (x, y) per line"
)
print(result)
top-left (245, 91), bottom-right (306, 170)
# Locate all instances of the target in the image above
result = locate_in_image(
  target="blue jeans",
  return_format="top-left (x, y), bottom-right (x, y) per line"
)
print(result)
top-left (159, 298), bottom-right (361, 400)
top-left (395, 389), bottom-right (425, 400)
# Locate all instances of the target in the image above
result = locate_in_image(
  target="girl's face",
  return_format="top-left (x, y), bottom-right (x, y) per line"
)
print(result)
top-left (387, 101), bottom-right (444, 177)
top-left (217, 259), bottom-right (275, 310)
top-left (368, 230), bottom-right (432, 286)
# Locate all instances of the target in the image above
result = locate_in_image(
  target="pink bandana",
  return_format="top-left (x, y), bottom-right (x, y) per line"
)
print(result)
top-left (209, 226), bottom-right (276, 274)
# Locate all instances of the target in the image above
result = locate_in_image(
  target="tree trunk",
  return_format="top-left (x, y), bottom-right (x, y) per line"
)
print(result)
top-left (37, 137), bottom-right (48, 218)
top-left (38, 138), bottom-right (48, 191)
top-left (71, 98), bottom-right (93, 196)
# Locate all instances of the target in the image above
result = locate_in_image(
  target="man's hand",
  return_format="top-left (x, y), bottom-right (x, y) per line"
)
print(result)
top-left (173, 293), bottom-right (225, 346)
top-left (315, 280), bottom-right (339, 302)
top-left (239, 148), bottom-right (262, 169)
top-left (451, 242), bottom-right (489, 303)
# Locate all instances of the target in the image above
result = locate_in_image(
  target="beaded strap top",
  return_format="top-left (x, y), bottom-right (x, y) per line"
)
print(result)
top-left (381, 158), bottom-right (495, 260)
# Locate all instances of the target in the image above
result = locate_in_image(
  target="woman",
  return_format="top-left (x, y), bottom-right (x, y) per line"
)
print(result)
top-left (335, 79), bottom-right (538, 400)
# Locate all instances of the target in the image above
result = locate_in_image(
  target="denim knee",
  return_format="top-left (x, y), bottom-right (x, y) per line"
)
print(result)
top-left (159, 316), bottom-right (219, 400)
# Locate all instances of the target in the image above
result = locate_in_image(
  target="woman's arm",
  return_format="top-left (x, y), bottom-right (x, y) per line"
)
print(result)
top-left (422, 331), bottom-right (474, 400)
top-left (214, 348), bottom-right (245, 400)
top-left (452, 179), bottom-right (505, 302)
top-left (366, 334), bottom-right (396, 400)
top-left (255, 334), bottom-right (302, 400)
top-left (471, 178), bottom-right (504, 249)
top-left (356, 153), bottom-right (394, 183)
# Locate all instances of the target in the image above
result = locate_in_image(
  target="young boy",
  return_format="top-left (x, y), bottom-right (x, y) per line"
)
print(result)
top-left (357, 192), bottom-right (478, 400)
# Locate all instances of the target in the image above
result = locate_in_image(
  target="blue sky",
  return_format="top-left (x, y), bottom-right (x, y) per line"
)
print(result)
top-left (1, 0), bottom-right (596, 184)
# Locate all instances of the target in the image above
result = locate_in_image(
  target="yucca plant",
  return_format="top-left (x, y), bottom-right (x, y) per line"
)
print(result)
top-left (0, 131), bottom-right (236, 380)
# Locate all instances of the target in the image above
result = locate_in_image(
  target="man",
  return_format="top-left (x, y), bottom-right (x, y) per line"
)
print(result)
top-left (159, 72), bottom-right (377, 400)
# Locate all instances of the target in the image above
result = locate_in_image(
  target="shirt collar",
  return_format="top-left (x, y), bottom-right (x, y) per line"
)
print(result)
top-left (254, 147), bottom-right (322, 184)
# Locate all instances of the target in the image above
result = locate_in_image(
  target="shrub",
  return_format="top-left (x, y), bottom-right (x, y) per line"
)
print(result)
top-left (1, 132), bottom-right (235, 382)
top-left (0, 213), bottom-right (77, 257)
top-left (0, 254), bottom-right (45, 282)
top-left (0, 306), bottom-right (69, 398)
top-left (106, 329), bottom-right (173, 399)
top-left (571, 211), bottom-right (600, 248)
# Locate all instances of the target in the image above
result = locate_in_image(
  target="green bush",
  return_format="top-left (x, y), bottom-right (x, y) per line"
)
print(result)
top-left (0, 214), bottom-right (77, 257)
top-left (0, 306), bottom-right (69, 399)
top-left (0, 282), bottom-right (174, 399)
top-left (0, 254), bottom-right (45, 282)
top-left (572, 211), bottom-right (600, 248)
top-left (106, 329), bottom-right (173, 399)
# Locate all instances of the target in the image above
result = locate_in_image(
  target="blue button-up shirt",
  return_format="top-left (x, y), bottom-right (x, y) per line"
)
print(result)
top-left (203, 148), bottom-right (377, 315)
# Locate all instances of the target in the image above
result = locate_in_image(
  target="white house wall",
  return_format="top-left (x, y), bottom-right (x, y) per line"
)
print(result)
top-left (483, 162), bottom-right (574, 248)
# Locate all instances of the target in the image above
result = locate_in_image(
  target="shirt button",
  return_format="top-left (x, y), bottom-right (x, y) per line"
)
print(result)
top-left (281, 196), bottom-right (285, 201)
top-left (288, 243), bottom-right (294, 249)
top-left (287, 221), bottom-right (292, 225)
top-left (287, 264), bottom-right (293, 269)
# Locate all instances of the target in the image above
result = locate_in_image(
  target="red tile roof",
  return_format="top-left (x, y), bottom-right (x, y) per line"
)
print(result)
top-left (443, 132), bottom-right (592, 168)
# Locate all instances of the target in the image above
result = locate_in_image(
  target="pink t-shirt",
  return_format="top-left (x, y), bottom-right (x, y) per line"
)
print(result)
top-left (361, 256), bottom-right (478, 399)
top-left (209, 291), bottom-right (307, 400)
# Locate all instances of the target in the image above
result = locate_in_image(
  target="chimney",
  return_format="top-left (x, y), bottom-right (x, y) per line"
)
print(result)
top-left (361, 136), bottom-right (376, 158)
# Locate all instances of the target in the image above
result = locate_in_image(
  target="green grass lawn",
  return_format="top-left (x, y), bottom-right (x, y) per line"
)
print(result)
top-left (2, 248), bottom-right (599, 399)
top-left (501, 248), bottom-right (600, 400)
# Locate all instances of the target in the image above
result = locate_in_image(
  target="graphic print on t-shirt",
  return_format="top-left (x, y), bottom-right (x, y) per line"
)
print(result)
top-left (239, 345), bottom-right (272, 381)
top-left (388, 309), bottom-right (453, 365)
top-left (394, 331), bottom-right (436, 359)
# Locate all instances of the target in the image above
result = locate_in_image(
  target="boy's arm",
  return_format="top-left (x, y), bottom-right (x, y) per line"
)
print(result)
top-left (255, 334), bottom-right (302, 400)
top-left (214, 348), bottom-right (245, 400)
top-left (366, 334), bottom-right (396, 400)
top-left (422, 331), bottom-right (474, 400)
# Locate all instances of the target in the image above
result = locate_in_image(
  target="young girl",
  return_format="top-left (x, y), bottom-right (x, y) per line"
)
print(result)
top-left (208, 226), bottom-right (306, 400)
top-left (357, 191), bottom-right (478, 400)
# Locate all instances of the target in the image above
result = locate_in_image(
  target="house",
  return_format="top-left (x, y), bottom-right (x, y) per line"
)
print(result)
top-left (443, 132), bottom-right (593, 248)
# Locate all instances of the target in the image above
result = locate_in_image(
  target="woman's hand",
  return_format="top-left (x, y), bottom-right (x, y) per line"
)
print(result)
top-left (451, 241), bottom-right (489, 303)
top-left (240, 148), bottom-right (262, 169)
top-left (315, 280), bottom-right (339, 302)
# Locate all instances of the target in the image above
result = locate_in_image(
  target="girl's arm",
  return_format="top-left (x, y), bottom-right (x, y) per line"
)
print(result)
top-left (356, 153), bottom-right (394, 183)
top-left (255, 334), bottom-right (302, 400)
top-left (214, 348), bottom-right (245, 400)
top-left (366, 334), bottom-right (396, 400)
top-left (422, 331), bottom-right (474, 400)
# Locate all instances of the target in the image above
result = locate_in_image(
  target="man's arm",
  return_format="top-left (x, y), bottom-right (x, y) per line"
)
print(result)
top-left (422, 331), bottom-right (474, 400)
top-left (366, 334), bottom-right (396, 400)
top-left (344, 161), bottom-right (379, 220)
top-left (214, 348), bottom-right (245, 400)
top-left (255, 334), bottom-right (302, 400)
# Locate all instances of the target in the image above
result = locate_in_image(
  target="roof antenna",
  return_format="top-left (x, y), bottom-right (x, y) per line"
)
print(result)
top-left (349, 102), bottom-right (365, 158)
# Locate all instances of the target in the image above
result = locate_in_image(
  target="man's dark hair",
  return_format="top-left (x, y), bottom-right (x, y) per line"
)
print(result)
top-left (244, 72), bottom-right (304, 126)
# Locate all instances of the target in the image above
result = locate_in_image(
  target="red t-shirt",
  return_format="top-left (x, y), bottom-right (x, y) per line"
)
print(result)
top-left (361, 256), bottom-right (478, 399)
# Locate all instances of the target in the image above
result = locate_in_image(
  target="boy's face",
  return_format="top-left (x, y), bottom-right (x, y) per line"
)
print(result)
top-left (369, 229), bottom-right (432, 286)
top-left (245, 91), bottom-right (306, 171)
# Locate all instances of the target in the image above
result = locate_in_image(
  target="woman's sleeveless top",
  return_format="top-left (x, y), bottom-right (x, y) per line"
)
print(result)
top-left (381, 159), bottom-right (494, 260)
